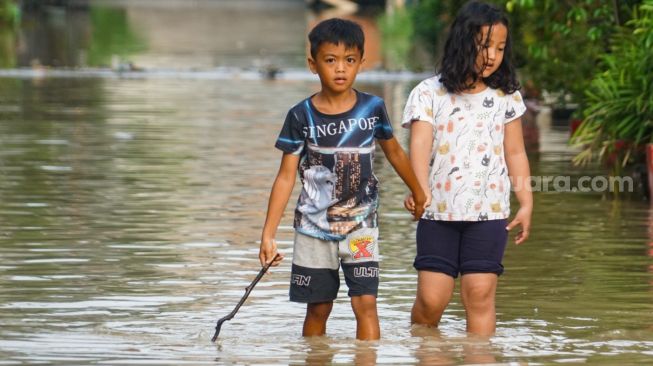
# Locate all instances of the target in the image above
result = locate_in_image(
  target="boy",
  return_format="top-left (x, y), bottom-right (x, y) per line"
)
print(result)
top-left (259, 18), bottom-right (426, 340)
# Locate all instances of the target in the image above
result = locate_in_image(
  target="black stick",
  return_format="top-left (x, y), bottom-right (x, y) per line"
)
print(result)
top-left (211, 253), bottom-right (280, 342)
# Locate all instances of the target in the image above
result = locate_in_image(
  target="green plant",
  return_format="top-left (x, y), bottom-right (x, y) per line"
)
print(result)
top-left (504, 0), bottom-right (640, 106)
top-left (87, 7), bottom-right (145, 67)
top-left (570, 1), bottom-right (653, 169)
top-left (378, 6), bottom-right (414, 70)
top-left (0, 0), bottom-right (19, 28)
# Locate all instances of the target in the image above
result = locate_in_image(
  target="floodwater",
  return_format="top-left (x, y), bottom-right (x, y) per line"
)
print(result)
top-left (1, 1), bottom-right (653, 365)
top-left (0, 76), bottom-right (652, 365)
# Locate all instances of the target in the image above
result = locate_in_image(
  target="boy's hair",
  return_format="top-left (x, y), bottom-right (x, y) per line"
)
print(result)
top-left (308, 18), bottom-right (365, 59)
top-left (438, 0), bottom-right (520, 94)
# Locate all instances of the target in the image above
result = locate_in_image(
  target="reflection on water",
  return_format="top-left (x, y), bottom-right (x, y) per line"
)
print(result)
top-left (6, 0), bottom-right (391, 71)
top-left (9, 0), bottom-right (310, 70)
top-left (1, 76), bottom-right (653, 365)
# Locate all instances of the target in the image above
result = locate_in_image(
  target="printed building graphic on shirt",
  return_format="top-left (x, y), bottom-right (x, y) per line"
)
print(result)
top-left (277, 91), bottom-right (393, 241)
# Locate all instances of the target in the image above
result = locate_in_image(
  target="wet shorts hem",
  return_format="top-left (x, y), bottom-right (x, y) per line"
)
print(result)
top-left (347, 289), bottom-right (378, 298)
top-left (289, 295), bottom-right (337, 304)
top-left (414, 255), bottom-right (458, 278)
top-left (460, 260), bottom-right (504, 276)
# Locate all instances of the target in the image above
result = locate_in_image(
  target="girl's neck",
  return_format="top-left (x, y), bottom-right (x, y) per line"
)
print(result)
top-left (464, 79), bottom-right (488, 94)
top-left (312, 89), bottom-right (357, 114)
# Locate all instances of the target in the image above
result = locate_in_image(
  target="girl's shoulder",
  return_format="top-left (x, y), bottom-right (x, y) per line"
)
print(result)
top-left (414, 75), bottom-right (450, 98)
top-left (488, 86), bottom-right (523, 102)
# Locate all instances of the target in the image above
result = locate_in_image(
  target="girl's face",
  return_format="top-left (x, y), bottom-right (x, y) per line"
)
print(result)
top-left (475, 23), bottom-right (507, 78)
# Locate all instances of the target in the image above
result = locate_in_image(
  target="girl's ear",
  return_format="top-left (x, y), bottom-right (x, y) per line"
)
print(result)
top-left (307, 57), bottom-right (317, 74)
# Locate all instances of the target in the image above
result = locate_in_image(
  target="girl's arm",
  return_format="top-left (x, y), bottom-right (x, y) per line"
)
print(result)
top-left (504, 118), bottom-right (532, 245)
top-left (409, 121), bottom-right (434, 199)
top-left (404, 121), bottom-right (434, 213)
top-left (259, 152), bottom-right (300, 266)
top-left (378, 136), bottom-right (427, 220)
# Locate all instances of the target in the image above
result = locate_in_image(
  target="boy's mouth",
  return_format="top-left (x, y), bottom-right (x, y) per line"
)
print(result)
top-left (334, 77), bottom-right (347, 84)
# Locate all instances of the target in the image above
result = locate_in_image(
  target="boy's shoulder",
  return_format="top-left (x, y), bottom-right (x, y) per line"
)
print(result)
top-left (287, 96), bottom-right (311, 115)
top-left (287, 90), bottom-right (386, 115)
top-left (355, 89), bottom-right (385, 107)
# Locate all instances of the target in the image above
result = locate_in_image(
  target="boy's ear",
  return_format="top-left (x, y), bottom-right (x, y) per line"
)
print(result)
top-left (307, 57), bottom-right (317, 74)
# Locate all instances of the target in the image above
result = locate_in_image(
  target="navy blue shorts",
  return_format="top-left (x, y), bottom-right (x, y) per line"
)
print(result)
top-left (414, 219), bottom-right (508, 278)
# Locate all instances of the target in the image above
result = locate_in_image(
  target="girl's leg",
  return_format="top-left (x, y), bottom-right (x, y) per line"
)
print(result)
top-left (460, 273), bottom-right (498, 335)
top-left (412, 220), bottom-right (462, 327)
top-left (303, 301), bottom-right (334, 337)
top-left (350, 294), bottom-right (380, 340)
top-left (458, 219), bottom-right (507, 335)
top-left (411, 271), bottom-right (455, 327)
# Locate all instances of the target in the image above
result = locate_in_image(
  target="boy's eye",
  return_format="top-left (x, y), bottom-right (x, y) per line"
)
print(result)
top-left (347, 57), bottom-right (356, 63)
top-left (325, 58), bottom-right (335, 63)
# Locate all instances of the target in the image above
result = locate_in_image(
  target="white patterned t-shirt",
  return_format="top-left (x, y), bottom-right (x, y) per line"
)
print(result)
top-left (402, 76), bottom-right (526, 221)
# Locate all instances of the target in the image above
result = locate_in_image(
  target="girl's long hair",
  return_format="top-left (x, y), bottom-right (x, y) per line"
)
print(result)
top-left (438, 1), bottom-right (520, 94)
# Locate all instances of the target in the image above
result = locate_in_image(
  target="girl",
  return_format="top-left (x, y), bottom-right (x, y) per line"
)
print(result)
top-left (402, 0), bottom-right (532, 336)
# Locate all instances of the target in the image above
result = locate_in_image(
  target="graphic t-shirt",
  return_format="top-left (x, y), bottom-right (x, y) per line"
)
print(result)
top-left (275, 90), bottom-right (394, 240)
top-left (402, 76), bottom-right (526, 221)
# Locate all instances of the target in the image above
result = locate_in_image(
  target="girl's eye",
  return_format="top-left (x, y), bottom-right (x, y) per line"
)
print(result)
top-left (498, 48), bottom-right (505, 52)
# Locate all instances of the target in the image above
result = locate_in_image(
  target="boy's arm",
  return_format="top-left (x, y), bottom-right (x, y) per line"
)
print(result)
top-left (504, 118), bottom-right (533, 245)
top-left (259, 152), bottom-right (300, 266)
top-left (378, 136), bottom-right (426, 220)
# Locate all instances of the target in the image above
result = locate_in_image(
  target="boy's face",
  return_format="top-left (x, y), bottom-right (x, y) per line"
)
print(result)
top-left (475, 23), bottom-right (507, 78)
top-left (308, 42), bottom-right (364, 94)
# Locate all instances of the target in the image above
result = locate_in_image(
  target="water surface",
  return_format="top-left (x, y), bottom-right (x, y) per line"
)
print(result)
top-left (0, 76), bottom-right (652, 365)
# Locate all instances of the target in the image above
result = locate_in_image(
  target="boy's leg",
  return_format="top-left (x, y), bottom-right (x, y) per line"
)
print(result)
top-left (290, 232), bottom-right (340, 337)
top-left (351, 294), bottom-right (379, 340)
top-left (459, 219), bottom-right (508, 336)
top-left (339, 228), bottom-right (380, 340)
top-left (411, 219), bottom-right (461, 327)
top-left (304, 301), bottom-right (334, 337)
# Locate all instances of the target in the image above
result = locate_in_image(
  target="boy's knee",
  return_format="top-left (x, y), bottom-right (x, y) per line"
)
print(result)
top-left (306, 301), bottom-right (333, 320)
top-left (350, 295), bottom-right (377, 316)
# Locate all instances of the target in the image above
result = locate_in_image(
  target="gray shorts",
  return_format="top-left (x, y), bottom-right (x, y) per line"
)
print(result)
top-left (289, 228), bottom-right (380, 303)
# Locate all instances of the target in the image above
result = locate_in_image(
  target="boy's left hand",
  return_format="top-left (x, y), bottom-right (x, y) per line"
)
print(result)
top-left (506, 206), bottom-right (532, 245)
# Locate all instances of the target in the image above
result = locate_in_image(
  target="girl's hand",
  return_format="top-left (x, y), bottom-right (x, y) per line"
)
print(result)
top-left (404, 192), bottom-right (431, 219)
top-left (506, 206), bottom-right (532, 245)
top-left (259, 237), bottom-right (284, 267)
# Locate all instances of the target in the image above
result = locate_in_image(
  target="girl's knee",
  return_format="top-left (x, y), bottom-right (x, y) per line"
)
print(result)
top-left (462, 284), bottom-right (496, 310)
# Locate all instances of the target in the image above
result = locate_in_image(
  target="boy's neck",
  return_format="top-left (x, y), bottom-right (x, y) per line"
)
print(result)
top-left (311, 88), bottom-right (357, 115)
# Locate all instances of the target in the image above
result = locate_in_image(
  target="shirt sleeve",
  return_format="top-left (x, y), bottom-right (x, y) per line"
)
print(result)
top-left (504, 90), bottom-right (527, 124)
top-left (374, 99), bottom-right (394, 140)
top-left (401, 81), bottom-right (435, 128)
top-left (274, 109), bottom-right (305, 155)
